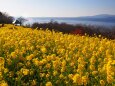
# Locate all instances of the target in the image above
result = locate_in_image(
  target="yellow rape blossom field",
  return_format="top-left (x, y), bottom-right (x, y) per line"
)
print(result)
top-left (0, 24), bottom-right (115, 86)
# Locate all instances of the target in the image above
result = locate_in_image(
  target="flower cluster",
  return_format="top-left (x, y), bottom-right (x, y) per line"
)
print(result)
top-left (0, 24), bottom-right (114, 86)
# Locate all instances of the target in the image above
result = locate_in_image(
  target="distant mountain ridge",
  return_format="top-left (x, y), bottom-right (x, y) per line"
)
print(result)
top-left (76, 14), bottom-right (115, 22)
top-left (91, 14), bottom-right (115, 18)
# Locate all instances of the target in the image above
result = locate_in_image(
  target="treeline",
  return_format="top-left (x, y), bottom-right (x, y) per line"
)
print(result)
top-left (0, 11), bottom-right (14, 25)
top-left (31, 22), bottom-right (115, 39)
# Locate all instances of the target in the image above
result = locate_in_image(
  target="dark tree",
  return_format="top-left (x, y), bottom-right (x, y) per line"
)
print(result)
top-left (0, 11), bottom-right (14, 25)
top-left (16, 17), bottom-right (27, 26)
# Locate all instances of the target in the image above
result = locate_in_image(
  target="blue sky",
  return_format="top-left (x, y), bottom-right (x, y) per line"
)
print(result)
top-left (0, 0), bottom-right (115, 17)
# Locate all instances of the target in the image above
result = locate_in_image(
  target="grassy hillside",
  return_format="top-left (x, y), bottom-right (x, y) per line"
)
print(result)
top-left (0, 24), bottom-right (115, 86)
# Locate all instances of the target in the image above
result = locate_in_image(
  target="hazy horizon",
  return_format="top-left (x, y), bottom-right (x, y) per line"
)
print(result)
top-left (0, 0), bottom-right (115, 17)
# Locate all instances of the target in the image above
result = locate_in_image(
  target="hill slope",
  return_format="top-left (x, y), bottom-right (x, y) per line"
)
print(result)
top-left (0, 24), bottom-right (114, 86)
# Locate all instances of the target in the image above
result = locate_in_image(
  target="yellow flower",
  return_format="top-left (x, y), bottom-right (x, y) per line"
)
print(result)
top-left (6, 58), bottom-right (12, 65)
top-left (26, 54), bottom-right (34, 61)
top-left (0, 57), bottom-right (5, 66)
top-left (11, 52), bottom-right (17, 59)
top-left (30, 70), bottom-right (34, 75)
top-left (90, 64), bottom-right (95, 71)
top-left (4, 68), bottom-right (9, 73)
top-left (46, 56), bottom-right (52, 61)
top-left (26, 61), bottom-right (31, 67)
top-left (0, 72), bottom-right (3, 79)
top-left (45, 63), bottom-right (51, 69)
top-left (62, 60), bottom-right (66, 66)
top-left (0, 81), bottom-right (8, 86)
top-left (68, 74), bottom-right (73, 80)
top-left (70, 62), bottom-right (75, 67)
top-left (40, 73), bottom-right (45, 78)
top-left (72, 74), bottom-right (82, 84)
top-left (92, 71), bottom-right (98, 75)
top-left (59, 74), bottom-right (64, 79)
top-left (61, 67), bottom-right (66, 72)
top-left (46, 73), bottom-right (50, 78)
top-left (32, 58), bottom-right (39, 66)
top-left (45, 82), bottom-right (52, 86)
top-left (107, 75), bottom-right (114, 83)
top-left (53, 71), bottom-right (58, 76)
top-left (78, 64), bottom-right (84, 70)
top-left (31, 80), bottom-right (37, 86)
top-left (0, 82), bottom-right (8, 86)
top-left (90, 56), bottom-right (96, 64)
top-left (82, 76), bottom-right (88, 85)
top-left (19, 40), bottom-right (25, 45)
top-left (21, 68), bottom-right (29, 76)
top-left (100, 80), bottom-right (105, 86)
top-left (42, 59), bottom-right (47, 64)
top-left (40, 47), bottom-right (47, 53)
